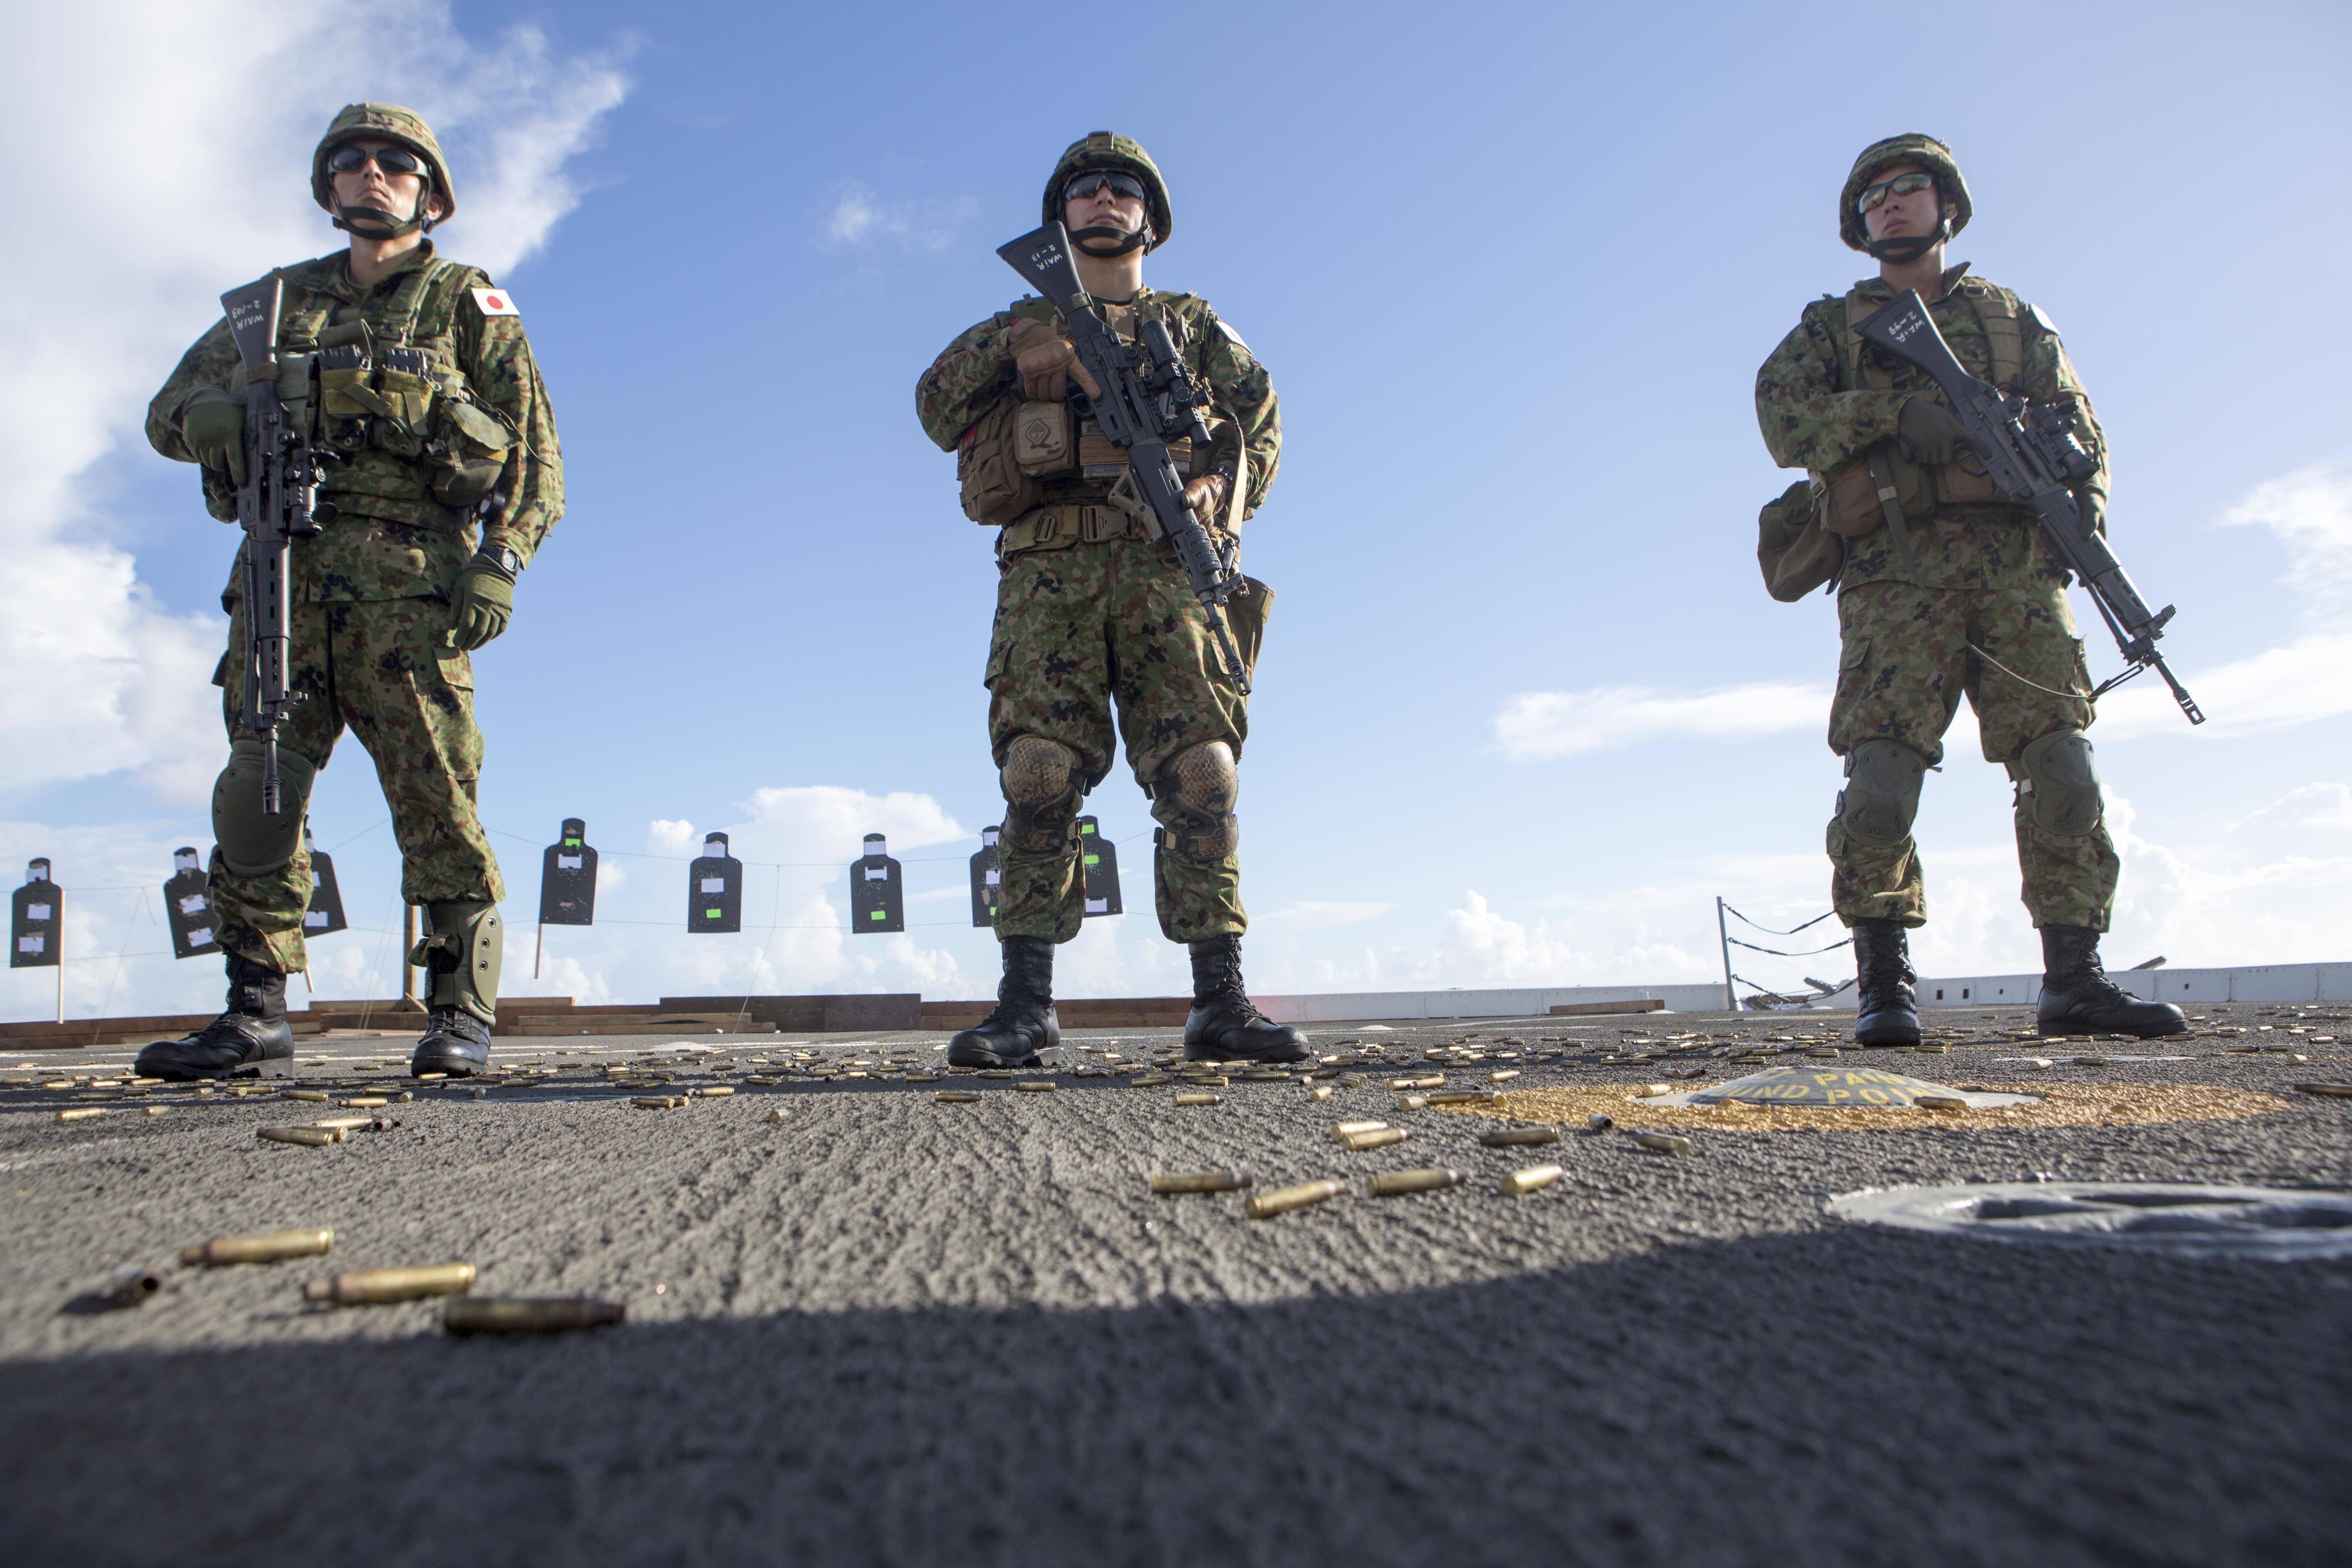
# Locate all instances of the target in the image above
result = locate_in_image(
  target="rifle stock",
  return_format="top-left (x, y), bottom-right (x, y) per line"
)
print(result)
top-left (1852, 291), bottom-right (2205, 725)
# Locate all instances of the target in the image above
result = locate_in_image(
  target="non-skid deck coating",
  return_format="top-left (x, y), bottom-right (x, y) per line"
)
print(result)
top-left (2, 1004), bottom-right (2348, 1567)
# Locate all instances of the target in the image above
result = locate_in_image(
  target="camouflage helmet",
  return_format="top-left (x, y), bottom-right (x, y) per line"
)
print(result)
top-left (1839, 133), bottom-right (1970, 252)
top-left (1042, 131), bottom-right (1172, 253)
top-left (311, 102), bottom-right (455, 232)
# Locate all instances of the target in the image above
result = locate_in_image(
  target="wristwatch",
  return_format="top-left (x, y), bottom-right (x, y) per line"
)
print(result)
top-left (477, 543), bottom-right (521, 578)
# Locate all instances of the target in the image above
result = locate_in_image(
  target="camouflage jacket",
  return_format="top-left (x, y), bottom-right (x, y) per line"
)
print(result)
top-left (148, 243), bottom-right (562, 605)
top-left (1755, 265), bottom-right (2106, 593)
top-left (916, 288), bottom-right (1280, 520)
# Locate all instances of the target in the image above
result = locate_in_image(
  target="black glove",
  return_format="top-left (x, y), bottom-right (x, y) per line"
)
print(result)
top-left (1896, 397), bottom-right (1973, 467)
top-left (180, 388), bottom-right (247, 485)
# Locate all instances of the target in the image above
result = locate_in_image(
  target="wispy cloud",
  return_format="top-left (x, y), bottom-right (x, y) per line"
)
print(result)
top-left (1494, 681), bottom-right (1824, 761)
top-left (817, 180), bottom-right (976, 255)
top-left (1252, 900), bottom-right (1394, 929)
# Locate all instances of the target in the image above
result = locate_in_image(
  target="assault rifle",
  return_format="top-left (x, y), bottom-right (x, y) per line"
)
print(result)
top-left (996, 223), bottom-right (1253, 693)
top-left (219, 274), bottom-right (337, 813)
top-left (1853, 291), bottom-right (2205, 725)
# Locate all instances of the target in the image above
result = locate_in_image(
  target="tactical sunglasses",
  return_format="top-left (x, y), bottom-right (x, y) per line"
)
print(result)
top-left (1063, 170), bottom-right (1147, 205)
top-left (1856, 170), bottom-right (1936, 215)
top-left (327, 143), bottom-right (426, 178)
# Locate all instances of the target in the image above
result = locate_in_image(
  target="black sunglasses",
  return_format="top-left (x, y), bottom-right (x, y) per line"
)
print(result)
top-left (327, 143), bottom-right (426, 178)
top-left (1063, 170), bottom-right (1145, 205)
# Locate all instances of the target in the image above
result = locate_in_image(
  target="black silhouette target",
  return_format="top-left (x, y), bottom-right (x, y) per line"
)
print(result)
top-left (302, 829), bottom-right (348, 937)
top-left (852, 833), bottom-right (904, 935)
top-left (1079, 816), bottom-right (1122, 917)
top-left (165, 846), bottom-right (220, 959)
top-left (969, 826), bottom-right (1001, 928)
top-left (689, 833), bottom-right (742, 933)
top-left (10, 859), bottom-right (60, 969)
top-left (539, 818), bottom-right (597, 926)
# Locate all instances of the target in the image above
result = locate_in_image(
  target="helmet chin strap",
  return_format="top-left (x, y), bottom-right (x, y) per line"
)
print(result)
top-left (332, 187), bottom-right (437, 240)
top-left (1867, 214), bottom-right (1949, 265)
top-left (1070, 223), bottom-right (1150, 258)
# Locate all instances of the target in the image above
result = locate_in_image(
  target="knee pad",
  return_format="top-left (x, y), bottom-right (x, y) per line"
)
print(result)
top-left (211, 737), bottom-right (319, 877)
top-left (2015, 728), bottom-right (2103, 837)
top-left (1837, 738), bottom-right (1926, 849)
top-left (412, 900), bottom-right (503, 1025)
top-left (1159, 740), bottom-right (1239, 862)
top-left (999, 735), bottom-right (1080, 854)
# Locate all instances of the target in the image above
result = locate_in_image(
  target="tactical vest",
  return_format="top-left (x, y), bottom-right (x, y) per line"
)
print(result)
top-left (1811, 277), bottom-right (2025, 538)
top-left (240, 254), bottom-right (519, 529)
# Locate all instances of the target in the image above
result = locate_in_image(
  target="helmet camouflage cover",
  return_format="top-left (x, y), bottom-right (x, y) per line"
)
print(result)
top-left (1839, 133), bottom-right (1969, 252)
top-left (1042, 131), bottom-right (1172, 252)
top-left (311, 102), bottom-right (456, 223)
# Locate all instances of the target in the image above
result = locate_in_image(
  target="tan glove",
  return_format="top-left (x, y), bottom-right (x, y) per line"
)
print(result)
top-left (1009, 318), bottom-right (1100, 402)
top-left (1183, 472), bottom-right (1229, 524)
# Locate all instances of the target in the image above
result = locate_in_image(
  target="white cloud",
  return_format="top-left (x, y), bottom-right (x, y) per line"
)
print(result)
top-left (0, 2), bottom-right (628, 805)
top-left (1252, 900), bottom-right (1394, 929)
top-left (1494, 681), bottom-right (1825, 760)
top-left (817, 179), bottom-right (976, 256)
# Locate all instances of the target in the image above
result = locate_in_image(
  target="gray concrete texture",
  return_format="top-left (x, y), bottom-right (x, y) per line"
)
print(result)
top-left (3, 1004), bottom-right (2349, 1567)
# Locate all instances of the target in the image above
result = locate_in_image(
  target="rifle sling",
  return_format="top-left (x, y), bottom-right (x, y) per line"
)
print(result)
top-left (1865, 451), bottom-right (1918, 576)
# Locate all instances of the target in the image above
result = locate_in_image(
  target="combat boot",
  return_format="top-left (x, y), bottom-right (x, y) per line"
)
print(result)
top-left (1850, 918), bottom-right (1921, 1047)
top-left (2036, 925), bottom-right (2187, 1038)
top-left (135, 953), bottom-right (296, 1080)
top-left (1183, 935), bottom-right (1307, 1062)
top-left (948, 935), bottom-right (1059, 1067)
top-left (410, 900), bottom-right (502, 1077)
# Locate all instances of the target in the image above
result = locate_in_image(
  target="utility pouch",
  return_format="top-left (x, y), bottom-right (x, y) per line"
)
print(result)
top-left (957, 395), bottom-right (1044, 526)
top-left (1759, 479), bottom-right (1842, 601)
top-left (1013, 399), bottom-right (1075, 476)
top-left (1223, 576), bottom-right (1274, 682)
top-left (376, 347), bottom-right (436, 431)
top-left (430, 397), bottom-right (515, 508)
top-left (1816, 444), bottom-right (1929, 537)
top-left (1933, 449), bottom-right (2007, 506)
top-left (1078, 428), bottom-right (1191, 479)
top-left (318, 344), bottom-right (391, 422)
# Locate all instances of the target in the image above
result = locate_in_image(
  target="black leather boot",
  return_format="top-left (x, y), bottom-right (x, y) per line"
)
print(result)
top-left (410, 900), bottom-right (501, 1077)
top-left (1850, 918), bottom-right (1921, 1047)
top-left (948, 935), bottom-right (1060, 1067)
top-left (412, 1005), bottom-right (494, 1076)
top-left (1183, 935), bottom-right (1307, 1062)
top-left (135, 953), bottom-right (296, 1080)
top-left (2036, 924), bottom-right (2187, 1038)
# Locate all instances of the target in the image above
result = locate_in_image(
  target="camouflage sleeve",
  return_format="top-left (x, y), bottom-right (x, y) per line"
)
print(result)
top-left (455, 282), bottom-right (563, 567)
top-left (1198, 308), bottom-right (1280, 516)
top-left (1754, 298), bottom-right (1906, 472)
top-left (145, 318), bottom-right (238, 463)
top-left (915, 313), bottom-right (1018, 452)
top-left (2020, 303), bottom-right (2108, 500)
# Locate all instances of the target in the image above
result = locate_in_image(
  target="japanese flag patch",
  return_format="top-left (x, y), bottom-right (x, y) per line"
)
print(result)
top-left (470, 286), bottom-right (520, 317)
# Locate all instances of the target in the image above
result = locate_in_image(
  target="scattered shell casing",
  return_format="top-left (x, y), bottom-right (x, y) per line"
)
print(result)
top-left (1340, 1074), bottom-right (1367, 1088)
top-left (1149, 1171), bottom-right (1252, 1194)
top-left (1913, 1094), bottom-right (1967, 1111)
top-left (2073, 1055), bottom-right (2110, 1067)
top-left (183, 1227), bottom-right (333, 1267)
top-left (1129, 1073), bottom-right (1172, 1087)
top-left (2021, 1058), bottom-right (2053, 1070)
top-left (1330, 1120), bottom-right (1388, 1140)
top-left (1240, 1069), bottom-right (1291, 1081)
top-left (1340, 1127), bottom-right (1409, 1151)
top-left (304, 1262), bottom-right (476, 1306)
top-left (1308, 1085), bottom-right (1334, 1102)
top-left (631, 1096), bottom-right (687, 1110)
top-left (1587, 1113), bottom-right (1615, 1131)
top-left (1016, 1081), bottom-right (1056, 1094)
top-left (1388, 1076), bottom-right (1443, 1090)
top-left (1488, 1070), bottom-right (1520, 1082)
top-left (441, 1296), bottom-right (624, 1335)
top-left (1912, 1044), bottom-right (1950, 1054)
top-left (56, 1107), bottom-right (106, 1123)
top-left (935, 1089), bottom-right (983, 1102)
top-left (766, 1109), bottom-right (787, 1123)
top-left (312, 1116), bottom-right (376, 1131)
top-left (1632, 1084), bottom-right (1672, 1098)
top-left (1173, 1092), bottom-right (1225, 1107)
top-left (1181, 1074), bottom-right (1230, 1088)
top-left (1477, 1125), bottom-right (1560, 1147)
top-left (1427, 1090), bottom-right (1497, 1107)
top-left (697, 1086), bottom-right (735, 1098)
top-left (101, 1265), bottom-right (166, 1306)
top-left (284, 1089), bottom-right (330, 1103)
top-left (2292, 1082), bottom-right (2352, 1099)
top-left (1500, 1164), bottom-right (1566, 1195)
top-left (1394, 1096), bottom-right (1428, 1111)
top-left (1629, 1131), bottom-right (1692, 1156)
top-left (258, 1125), bottom-right (340, 1146)
top-left (341, 1096), bottom-right (388, 1108)
top-left (414, 1072), bottom-right (447, 1081)
top-left (1244, 1179), bottom-right (1345, 1219)
top-left (1367, 1167), bottom-right (1463, 1197)
top-left (143, 1105), bottom-right (169, 1117)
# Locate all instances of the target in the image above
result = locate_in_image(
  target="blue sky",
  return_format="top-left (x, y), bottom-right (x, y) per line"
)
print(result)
top-left (4, 0), bottom-right (2350, 1022)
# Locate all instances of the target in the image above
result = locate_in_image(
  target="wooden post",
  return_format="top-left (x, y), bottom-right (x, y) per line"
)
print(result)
top-left (1716, 897), bottom-right (1737, 1014)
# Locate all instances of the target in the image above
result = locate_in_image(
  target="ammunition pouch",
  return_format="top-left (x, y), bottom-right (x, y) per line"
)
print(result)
top-left (1815, 444), bottom-right (1931, 538)
top-left (212, 737), bottom-right (319, 878)
top-left (958, 396), bottom-right (1044, 526)
top-left (1759, 479), bottom-right (1842, 601)
top-left (1013, 399), bottom-right (1074, 476)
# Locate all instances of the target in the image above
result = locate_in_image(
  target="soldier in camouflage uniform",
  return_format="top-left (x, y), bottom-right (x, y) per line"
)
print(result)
top-left (137, 103), bottom-right (562, 1080)
top-left (916, 132), bottom-right (1306, 1065)
top-left (1755, 134), bottom-right (2182, 1043)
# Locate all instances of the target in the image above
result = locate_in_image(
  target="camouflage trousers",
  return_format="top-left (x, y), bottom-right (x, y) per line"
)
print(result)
top-left (1827, 578), bottom-right (2119, 931)
top-left (209, 597), bottom-right (502, 972)
top-left (984, 536), bottom-right (1250, 945)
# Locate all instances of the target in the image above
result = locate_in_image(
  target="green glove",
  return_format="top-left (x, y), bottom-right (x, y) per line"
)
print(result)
top-left (2075, 488), bottom-right (2107, 538)
top-left (1895, 396), bottom-right (1973, 467)
top-left (180, 388), bottom-right (247, 485)
top-left (449, 547), bottom-right (518, 652)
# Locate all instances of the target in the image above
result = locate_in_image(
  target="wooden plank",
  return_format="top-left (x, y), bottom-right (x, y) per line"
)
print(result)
top-left (1546, 998), bottom-right (1667, 1017)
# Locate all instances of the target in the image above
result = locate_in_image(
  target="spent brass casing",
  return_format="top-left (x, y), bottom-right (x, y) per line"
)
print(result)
top-left (1367, 1167), bottom-right (1463, 1197)
top-left (934, 1090), bottom-right (982, 1102)
top-left (1629, 1131), bottom-right (1692, 1156)
top-left (1477, 1125), bottom-right (1560, 1147)
top-left (1172, 1092), bottom-right (1225, 1107)
top-left (1587, 1113), bottom-right (1614, 1131)
top-left (183, 1227), bottom-right (333, 1267)
top-left (102, 1265), bottom-right (166, 1305)
top-left (1244, 1179), bottom-right (1344, 1219)
top-left (303, 1262), bottom-right (476, 1305)
top-left (1129, 1073), bottom-right (1172, 1087)
top-left (1427, 1091), bottom-right (1497, 1107)
top-left (340, 1096), bottom-right (388, 1108)
top-left (1488, 1070), bottom-right (1520, 1082)
top-left (441, 1296), bottom-right (624, 1335)
top-left (1149, 1171), bottom-right (1252, 1194)
top-left (258, 1126), bottom-right (340, 1146)
top-left (1340, 1127), bottom-right (1409, 1152)
top-left (312, 1116), bottom-right (376, 1131)
top-left (1180, 1074), bottom-right (1229, 1088)
top-left (766, 1109), bottom-right (787, 1123)
top-left (1913, 1094), bottom-right (1967, 1111)
top-left (284, 1089), bottom-right (329, 1103)
top-left (697, 1086), bottom-right (735, 1098)
top-left (1330, 1120), bottom-right (1387, 1140)
top-left (1015, 1081), bottom-right (1056, 1094)
top-left (1308, 1085), bottom-right (1334, 1101)
top-left (1394, 1096), bottom-right (1428, 1111)
top-left (631, 1096), bottom-right (686, 1109)
top-left (56, 1107), bottom-right (106, 1123)
top-left (1500, 1164), bottom-right (1566, 1195)
top-left (1388, 1076), bottom-right (1443, 1090)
